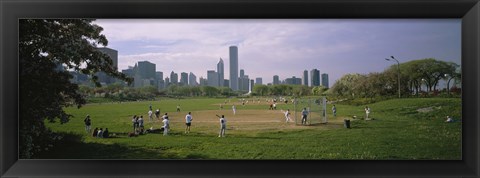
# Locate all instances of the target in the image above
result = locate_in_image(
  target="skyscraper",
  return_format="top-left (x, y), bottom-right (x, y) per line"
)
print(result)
top-left (255, 77), bottom-right (263, 85)
top-left (217, 58), bottom-right (224, 88)
top-left (189, 72), bottom-right (197, 86)
top-left (180, 72), bottom-right (188, 86)
top-left (207, 70), bottom-right (219, 87)
top-left (321, 73), bottom-right (329, 88)
top-left (302, 70), bottom-right (309, 86)
top-left (170, 71), bottom-right (178, 84)
top-left (229, 46), bottom-right (238, 91)
top-left (240, 69), bottom-right (245, 78)
top-left (310, 69), bottom-right (320, 86)
top-left (273, 75), bottom-right (280, 85)
top-left (96, 47), bottom-right (118, 84)
top-left (156, 71), bottom-right (164, 89)
top-left (137, 61), bottom-right (156, 79)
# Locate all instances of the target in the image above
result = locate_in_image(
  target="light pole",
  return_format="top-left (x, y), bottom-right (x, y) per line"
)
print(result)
top-left (385, 56), bottom-right (401, 98)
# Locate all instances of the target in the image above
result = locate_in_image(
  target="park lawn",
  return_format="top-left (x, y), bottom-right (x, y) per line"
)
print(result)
top-left (40, 97), bottom-right (462, 160)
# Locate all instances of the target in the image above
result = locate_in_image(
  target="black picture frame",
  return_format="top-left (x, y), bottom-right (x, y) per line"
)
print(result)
top-left (1, 0), bottom-right (479, 177)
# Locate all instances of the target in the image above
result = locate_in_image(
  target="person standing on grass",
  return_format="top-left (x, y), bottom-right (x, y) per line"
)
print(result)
top-left (365, 106), bottom-right (371, 119)
top-left (332, 105), bottom-right (337, 117)
top-left (185, 112), bottom-right (193, 134)
top-left (273, 102), bottom-right (277, 110)
top-left (138, 116), bottom-right (144, 129)
top-left (84, 115), bottom-right (92, 133)
top-left (155, 109), bottom-right (160, 120)
top-left (284, 109), bottom-right (292, 123)
top-left (218, 115), bottom-right (227, 137)
top-left (148, 109), bottom-right (153, 122)
top-left (177, 105), bottom-right (181, 112)
top-left (162, 115), bottom-right (170, 136)
top-left (132, 115), bottom-right (138, 132)
top-left (301, 108), bottom-right (309, 125)
top-left (232, 104), bottom-right (236, 115)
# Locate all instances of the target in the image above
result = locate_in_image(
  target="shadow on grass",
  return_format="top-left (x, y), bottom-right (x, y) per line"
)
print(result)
top-left (35, 132), bottom-right (208, 159)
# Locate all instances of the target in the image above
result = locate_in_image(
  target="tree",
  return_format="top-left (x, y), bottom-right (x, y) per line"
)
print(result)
top-left (19, 19), bottom-right (131, 158)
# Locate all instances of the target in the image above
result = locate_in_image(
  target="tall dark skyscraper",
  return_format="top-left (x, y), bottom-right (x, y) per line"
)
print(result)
top-left (217, 58), bottom-right (224, 88)
top-left (96, 47), bottom-right (118, 84)
top-left (273, 75), bottom-right (280, 85)
top-left (302, 70), bottom-right (309, 86)
top-left (310, 69), bottom-right (320, 86)
top-left (321, 73), bottom-right (329, 88)
top-left (229, 46), bottom-right (238, 91)
top-left (170, 71), bottom-right (178, 84)
top-left (180, 72), bottom-right (188, 86)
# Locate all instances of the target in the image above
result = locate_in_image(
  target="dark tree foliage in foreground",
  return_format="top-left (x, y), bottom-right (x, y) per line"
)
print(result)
top-left (19, 19), bottom-right (132, 158)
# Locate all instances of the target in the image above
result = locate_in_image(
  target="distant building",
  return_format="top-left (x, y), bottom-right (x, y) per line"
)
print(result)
top-left (137, 61), bottom-right (156, 80)
top-left (229, 46), bottom-right (238, 91)
top-left (207, 70), bottom-right (219, 87)
top-left (250, 79), bottom-right (254, 92)
top-left (170, 71), bottom-right (178, 84)
top-left (96, 47), bottom-right (118, 85)
top-left (165, 77), bottom-right (170, 88)
top-left (302, 70), bottom-right (309, 86)
top-left (180, 72), bottom-right (188, 86)
top-left (217, 58), bottom-right (224, 88)
top-left (239, 75), bottom-right (250, 91)
top-left (273, 75), bottom-right (280, 85)
top-left (285, 76), bottom-right (302, 85)
top-left (156, 71), bottom-right (164, 90)
top-left (199, 77), bottom-right (207, 86)
top-left (321, 73), bottom-right (329, 88)
top-left (255, 77), bottom-right (263, 85)
top-left (310, 69), bottom-right (320, 87)
top-left (189, 72), bottom-right (198, 86)
top-left (224, 79), bottom-right (230, 87)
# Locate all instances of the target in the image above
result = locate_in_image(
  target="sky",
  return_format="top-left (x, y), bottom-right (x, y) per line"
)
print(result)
top-left (94, 19), bottom-right (461, 85)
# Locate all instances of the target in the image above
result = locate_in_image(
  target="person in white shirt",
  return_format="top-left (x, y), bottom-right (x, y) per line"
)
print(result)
top-left (365, 106), bottom-right (371, 119)
top-left (185, 112), bottom-right (193, 134)
top-left (284, 109), bottom-right (292, 123)
top-left (332, 105), bottom-right (337, 117)
top-left (232, 105), bottom-right (236, 115)
top-left (138, 116), bottom-right (144, 129)
top-left (162, 116), bottom-right (170, 136)
top-left (148, 110), bottom-right (153, 122)
top-left (218, 115), bottom-right (227, 137)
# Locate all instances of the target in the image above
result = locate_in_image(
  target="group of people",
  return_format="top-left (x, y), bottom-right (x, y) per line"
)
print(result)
top-left (84, 115), bottom-right (109, 138)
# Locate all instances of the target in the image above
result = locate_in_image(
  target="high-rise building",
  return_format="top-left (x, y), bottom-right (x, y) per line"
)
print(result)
top-left (189, 72), bottom-right (197, 86)
top-left (207, 70), bottom-right (219, 87)
top-left (156, 71), bottom-right (164, 89)
top-left (310, 69), bottom-right (320, 86)
top-left (285, 76), bottom-right (302, 85)
top-left (180, 72), bottom-right (188, 86)
top-left (165, 77), bottom-right (170, 88)
top-left (321, 73), bottom-right (329, 88)
top-left (170, 71), bottom-right (178, 84)
top-left (240, 69), bottom-right (245, 78)
top-left (273, 75), bottom-right (280, 85)
top-left (250, 79), bottom-right (254, 92)
top-left (224, 80), bottom-right (230, 87)
top-left (96, 47), bottom-right (118, 85)
top-left (199, 77), bottom-right (208, 86)
top-left (239, 75), bottom-right (250, 91)
top-left (217, 58), bottom-right (224, 88)
top-left (302, 70), bottom-right (309, 86)
top-left (229, 46), bottom-right (238, 91)
top-left (255, 77), bottom-right (263, 85)
top-left (137, 61), bottom-right (156, 80)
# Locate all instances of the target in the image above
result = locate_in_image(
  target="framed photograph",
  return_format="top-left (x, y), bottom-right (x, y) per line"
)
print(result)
top-left (1, 0), bottom-right (479, 177)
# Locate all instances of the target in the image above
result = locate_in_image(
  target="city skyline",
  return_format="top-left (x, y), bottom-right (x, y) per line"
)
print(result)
top-left (94, 19), bottom-right (461, 84)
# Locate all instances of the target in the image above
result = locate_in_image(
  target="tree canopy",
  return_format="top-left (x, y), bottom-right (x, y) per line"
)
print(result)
top-left (19, 19), bottom-right (131, 158)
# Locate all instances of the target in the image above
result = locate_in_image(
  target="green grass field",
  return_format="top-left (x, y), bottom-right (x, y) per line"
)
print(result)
top-left (40, 97), bottom-right (462, 160)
